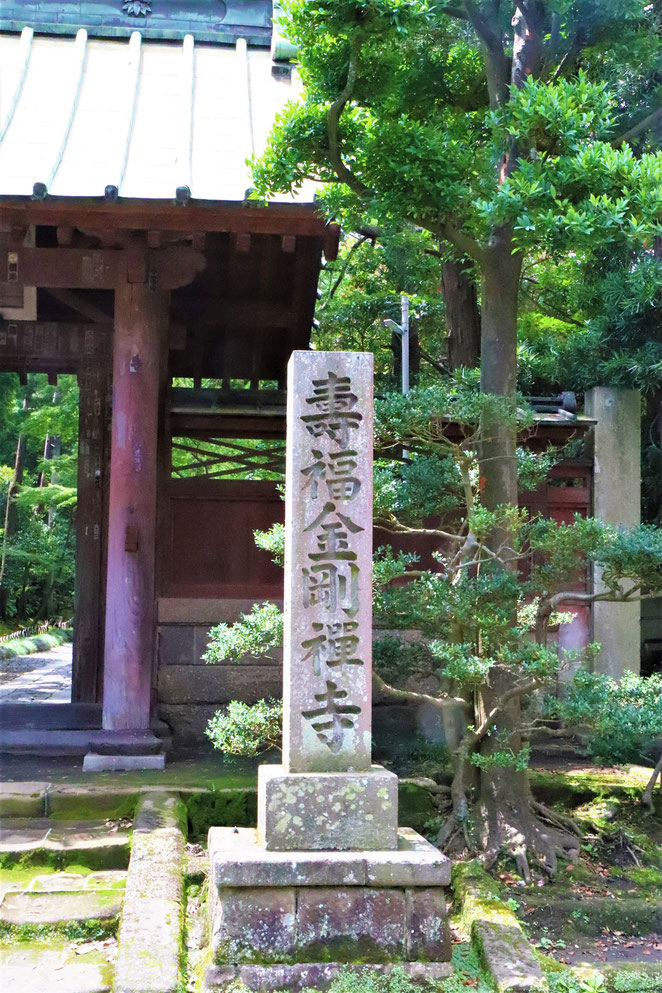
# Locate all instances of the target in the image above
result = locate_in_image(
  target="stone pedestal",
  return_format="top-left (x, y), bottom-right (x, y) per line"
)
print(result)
top-left (206, 828), bottom-right (451, 990)
top-left (586, 387), bottom-right (641, 678)
top-left (258, 765), bottom-right (398, 852)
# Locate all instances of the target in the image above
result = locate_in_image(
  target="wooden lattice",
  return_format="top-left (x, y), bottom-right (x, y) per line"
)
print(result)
top-left (171, 437), bottom-right (286, 480)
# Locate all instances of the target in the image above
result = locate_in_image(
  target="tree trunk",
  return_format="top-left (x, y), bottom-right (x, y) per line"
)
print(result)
top-left (456, 231), bottom-right (581, 877)
top-left (442, 259), bottom-right (481, 370)
top-left (479, 233), bottom-right (520, 513)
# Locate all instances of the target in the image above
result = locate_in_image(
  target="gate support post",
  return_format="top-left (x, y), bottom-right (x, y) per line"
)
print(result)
top-left (84, 281), bottom-right (169, 770)
top-left (586, 387), bottom-right (641, 678)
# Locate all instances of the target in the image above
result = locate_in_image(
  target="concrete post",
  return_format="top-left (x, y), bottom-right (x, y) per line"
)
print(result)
top-left (585, 388), bottom-right (641, 678)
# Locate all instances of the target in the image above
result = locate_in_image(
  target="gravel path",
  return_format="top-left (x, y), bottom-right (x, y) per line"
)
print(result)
top-left (0, 643), bottom-right (72, 703)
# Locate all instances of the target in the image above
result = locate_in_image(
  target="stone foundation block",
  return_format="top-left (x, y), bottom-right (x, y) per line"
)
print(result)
top-left (258, 765), bottom-right (398, 851)
top-left (405, 888), bottom-right (451, 962)
top-left (204, 962), bottom-right (453, 991)
top-left (209, 827), bottom-right (450, 888)
top-left (296, 887), bottom-right (406, 963)
top-left (212, 887), bottom-right (296, 965)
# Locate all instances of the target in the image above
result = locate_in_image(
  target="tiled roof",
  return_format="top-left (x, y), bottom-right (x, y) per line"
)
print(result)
top-left (0, 27), bottom-right (310, 203)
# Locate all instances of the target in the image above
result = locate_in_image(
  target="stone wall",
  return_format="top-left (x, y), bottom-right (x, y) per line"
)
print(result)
top-left (156, 598), bottom-right (283, 745)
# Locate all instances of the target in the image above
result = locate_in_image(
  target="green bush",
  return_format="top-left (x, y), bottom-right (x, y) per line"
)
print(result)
top-left (205, 699), bottom-right (283, 758)
top-left (550, 671), bottom-right (662, 765)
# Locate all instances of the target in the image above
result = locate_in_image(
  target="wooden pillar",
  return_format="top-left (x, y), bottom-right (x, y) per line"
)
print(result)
top-left (101, 282), bottom-right (169, 731)
top-left (72, 362), bottom-right (109, 702)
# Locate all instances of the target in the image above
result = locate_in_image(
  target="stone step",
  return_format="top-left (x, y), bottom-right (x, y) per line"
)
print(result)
top-left (22, 870), bottom-right (126, 893)
top-left (0, 888), bottom-right (122, 925)
top-left (0, 819), bottom-right (131, 869)
top-left (520, 893), bottom-right (662, 936)
top-left (0, 869), bottom-right (126, 902)
top-left (0, 944), bottom-right (113, 993)
top-left (0, 722), bottom-right (172, 757)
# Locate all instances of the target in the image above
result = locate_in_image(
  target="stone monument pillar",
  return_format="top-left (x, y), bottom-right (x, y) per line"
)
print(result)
top-left (207, 352), bottom-right (451, 991)
top-left (259, 351), bottom-right (398, 852)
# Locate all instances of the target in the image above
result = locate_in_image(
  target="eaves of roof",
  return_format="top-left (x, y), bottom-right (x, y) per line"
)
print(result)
top-left (0, 27), bottom-right (314, 206)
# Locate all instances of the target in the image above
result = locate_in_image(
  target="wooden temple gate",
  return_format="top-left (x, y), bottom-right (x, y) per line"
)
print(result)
top-left (0, 15), bottom-right (597, 760)
top-left (0, 213), bottom-right (336, 760)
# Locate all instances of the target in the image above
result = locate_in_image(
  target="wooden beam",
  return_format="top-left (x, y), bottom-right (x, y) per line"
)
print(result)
top-left (72, 364), bottom-right (109, 703)
top-left (3, 246), bottom-right (205, 290)
top-left (170, 299), bottom-right (295, 326)
top-left (0, 199), bottom-right (328, 237)
top-left (45, 289), bottom-right (113, 323)
top-left (0, 321), bottom-right (110, 368)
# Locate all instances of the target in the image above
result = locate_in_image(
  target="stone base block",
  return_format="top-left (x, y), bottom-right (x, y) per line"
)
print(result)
top-left (258, 764), bottom-right (398, 851)
top-left (209, 829), bottom-right (451, 970)
top-left (210, 883), bottom-right (450, 967)
top-left (205, 962), bottom-right (453, 991)
top-left (209, 827), bottom-right (451, 888)
top-left (83, 752), bottom-right (166, 772)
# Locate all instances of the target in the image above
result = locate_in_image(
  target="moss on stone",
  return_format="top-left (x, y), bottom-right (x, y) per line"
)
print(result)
top-left (294, 936), bottom-right (404, 965)
top-left (623, 866), bottom-right (662, 892)
top-left (397, 781), bottom-right (437, 833)
top-left (186, 788), bottom-right (257, 839)
top-left (0, 913), bottom-right (120, 944)
top-left (0, 845), bottom-right (130, 873)
top-left (47, 791), bottom-right (137, 822)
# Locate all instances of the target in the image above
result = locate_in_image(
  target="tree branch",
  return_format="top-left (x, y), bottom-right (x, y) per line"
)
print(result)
top-left (464, 0), bottom-right (509, 108)
top-left (372, 671), bottom-right (468, 711)
top-left (323, 235), bottom-right (369, 305)
top-left (374, 518), bottom-right (464, 543)
top-left (612, 105), bottom-right (662, 147)
top-left (642, 753), bottom-right (662, 811)
top-left (326, 34), bottom-right (372, 200)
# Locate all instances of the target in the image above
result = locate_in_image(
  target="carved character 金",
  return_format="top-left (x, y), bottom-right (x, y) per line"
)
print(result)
top-left (301, 621), bottom-right (362, 676)
top-left (304, 501), bottom-right (363, 540)
top-left (302, 680), bottom-right (361, 753)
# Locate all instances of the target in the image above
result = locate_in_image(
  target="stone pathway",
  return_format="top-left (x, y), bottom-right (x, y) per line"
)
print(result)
top-left (0, 643), bottom-right (72, 703)
top-left (0, 819), bottom-right (129, 993)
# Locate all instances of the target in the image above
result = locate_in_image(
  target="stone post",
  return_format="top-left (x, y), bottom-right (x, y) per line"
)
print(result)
top-left (258, 351), bottom-right (398, 851)
top-left (585, 387), bottom-right (641, 677)
top-left (208, 351), bottom-right (451, 991)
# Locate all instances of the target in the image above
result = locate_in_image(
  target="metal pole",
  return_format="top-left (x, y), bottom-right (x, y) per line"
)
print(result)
top-left (401, 294), bottom-right (410, 395)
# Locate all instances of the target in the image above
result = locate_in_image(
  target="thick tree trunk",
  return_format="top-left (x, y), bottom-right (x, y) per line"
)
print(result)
top-left (479, 233), bottom-right (520, 512)
top-left (451, 231), bottom-right (581, 876)
top-left (442, 259), bottom-right (481, 370)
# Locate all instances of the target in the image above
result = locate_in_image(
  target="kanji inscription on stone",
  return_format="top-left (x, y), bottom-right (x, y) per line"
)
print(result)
top-left (283, 351), bottom-right (374, 773)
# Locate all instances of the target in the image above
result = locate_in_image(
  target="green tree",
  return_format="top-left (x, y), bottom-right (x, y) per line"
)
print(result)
top-left (245, 0), bottom-right (662, 871)
top-left (207, 384), bottom-right (662, 877)
top-left (0, 373), bottom-right (78, 621)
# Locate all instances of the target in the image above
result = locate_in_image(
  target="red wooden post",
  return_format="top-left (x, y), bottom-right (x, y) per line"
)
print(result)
top-left (99, 282), bottom-right (169, 736)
